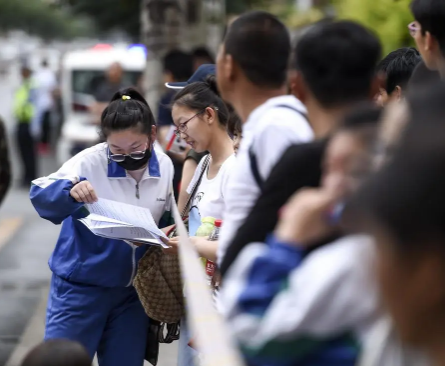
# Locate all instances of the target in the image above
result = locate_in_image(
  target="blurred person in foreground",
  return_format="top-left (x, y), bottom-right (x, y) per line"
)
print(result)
top-left (0, 116), bottom-right (11, 205)
top-left (410, 0), bottom-right (445, 78)
top-left (345, 82), bottom-right (445, 366)
top-left (34, 59), bottom-right (57, 154)
top-left (222, 102), bottom-right (430, 366)
top-left (220, 20), bottom-right (382, 276)
top-left (15, 65), bottom-right (38, 187)
top-left (375, 47), bottom-right (421, 105)
top-left (157, 50), bottom-right (194, 200)
top-left (221, 105), bottom-right (387, 366)
top-left (21, 339), bottom-right (90, 366)
top-left (216, 11), bottom-right (314, 265)
top-left (408, 60), bottom-right (440, 90)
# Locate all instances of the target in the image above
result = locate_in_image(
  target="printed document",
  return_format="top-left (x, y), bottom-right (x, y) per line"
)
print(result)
top-left (78, 198), bottom-right (169, 247)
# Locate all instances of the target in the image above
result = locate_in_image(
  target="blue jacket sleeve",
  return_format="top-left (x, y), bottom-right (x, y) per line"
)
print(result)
top-left (237, 234), bottom-right (304, 316)
top-left (30, 177), bottom-right (87, 225)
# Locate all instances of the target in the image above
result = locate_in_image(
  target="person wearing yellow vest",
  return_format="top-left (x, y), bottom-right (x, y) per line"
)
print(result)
top-left (15, 65), bottom-right (38, 187)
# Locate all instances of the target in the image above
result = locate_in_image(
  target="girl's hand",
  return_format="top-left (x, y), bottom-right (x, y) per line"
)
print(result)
top-left (70, 181), bottom-right (98, 203)
top-left (163, 237), bottom-right (179, 255)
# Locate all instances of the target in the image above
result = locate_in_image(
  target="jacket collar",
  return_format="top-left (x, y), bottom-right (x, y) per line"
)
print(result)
top-left (107, 147), bottom-right (161, 178)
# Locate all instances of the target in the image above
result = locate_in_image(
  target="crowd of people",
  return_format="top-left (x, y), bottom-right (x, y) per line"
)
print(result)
top-left (15, 0), bottom-right (445, 365)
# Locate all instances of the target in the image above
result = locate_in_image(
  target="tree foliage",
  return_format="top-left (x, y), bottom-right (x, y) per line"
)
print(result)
top-left (0, 0), bottom-right (91, 40)
top-left (64, 0), bottom-right (140, 41)
top-left (334, 0), bottom-right (415, 56)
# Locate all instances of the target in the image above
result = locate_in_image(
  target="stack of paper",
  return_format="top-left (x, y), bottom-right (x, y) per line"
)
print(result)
top-left (78, 198), bottom-right (169, 247)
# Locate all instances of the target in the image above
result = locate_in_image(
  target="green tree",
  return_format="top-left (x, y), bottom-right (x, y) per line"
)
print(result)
top-left (0, 0), bottom-right (91, 40)
top-left (334, 0), bottom-right (415, 56)
top-left (63, 0), bottom-right (140, 41)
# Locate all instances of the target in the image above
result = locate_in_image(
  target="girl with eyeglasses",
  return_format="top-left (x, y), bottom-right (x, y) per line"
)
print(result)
top-left (167, 75), bottom-right (237, 366)
top-left (29, 87), bottom-right (175, 366)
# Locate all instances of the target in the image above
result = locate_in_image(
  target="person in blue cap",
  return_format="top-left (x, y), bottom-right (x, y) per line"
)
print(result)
top-left (164, 64), bottom-right (218, 213)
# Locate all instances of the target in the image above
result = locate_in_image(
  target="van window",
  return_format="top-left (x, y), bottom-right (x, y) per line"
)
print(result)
top-left (72, 70), bottom-right (142, 95)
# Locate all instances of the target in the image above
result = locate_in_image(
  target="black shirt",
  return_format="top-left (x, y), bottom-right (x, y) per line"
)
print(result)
top-left (220, 139), bottom-right (328, 276)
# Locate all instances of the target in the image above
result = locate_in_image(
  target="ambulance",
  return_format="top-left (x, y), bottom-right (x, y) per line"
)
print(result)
top-left (56, 44), bottom-right (147, 165)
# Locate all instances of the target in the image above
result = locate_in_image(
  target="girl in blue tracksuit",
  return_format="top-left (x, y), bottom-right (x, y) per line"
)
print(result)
top-left (30, 88), bottom-right (174, 366)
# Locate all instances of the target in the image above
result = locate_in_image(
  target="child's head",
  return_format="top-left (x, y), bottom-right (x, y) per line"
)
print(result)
top-left (21, 340), bottom-right (91, 366)
top-left (375, 47), bottom-right (421, 105)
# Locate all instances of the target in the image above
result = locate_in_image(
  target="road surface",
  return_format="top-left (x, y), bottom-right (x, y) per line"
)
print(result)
top-left (0, 65), bottom-right (178, 366)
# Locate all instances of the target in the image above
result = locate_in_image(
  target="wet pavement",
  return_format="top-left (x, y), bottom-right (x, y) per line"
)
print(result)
top-left (0, 68), bottom-right (178, 366)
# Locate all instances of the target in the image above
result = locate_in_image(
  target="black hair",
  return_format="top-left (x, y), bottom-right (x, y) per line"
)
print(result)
top-left (223, 11), bottom-right (290, 88)
top-left (408, 60), bottom-right (440, 90)
top-left (227, 107), bottom-right (242, 137)
top-left (411, 0), bottom-right (445, 57)
top-left (380, 48), bottom-right (422, 94)
top-left (191, 46), bottom-right (215, 63)
top-left (340, 103), bottom-right (383, 132)
top-left (346, 81), bottom-right (445, 251)
top-left (100, 87), bottom-right (155, 139)
top-left (163, 50), bottom-right (194, 81)
top-left (20, 340), bottom-right (91, 366)
top-left (173, 75), bottom-right (231, 128)
top-left (293, 20), bottom-right (382, 108)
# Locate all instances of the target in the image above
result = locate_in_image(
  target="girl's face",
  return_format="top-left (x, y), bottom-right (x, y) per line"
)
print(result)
top-left (107, 128), bottom-right (152, 155)
top-left (172, 104), bottom-right (216, 153)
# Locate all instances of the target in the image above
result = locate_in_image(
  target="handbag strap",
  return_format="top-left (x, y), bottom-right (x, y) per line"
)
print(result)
top-left (180, 154), bottom-right (211, 219)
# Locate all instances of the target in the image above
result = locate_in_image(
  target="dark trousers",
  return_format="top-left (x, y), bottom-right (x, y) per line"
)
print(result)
top-left (16, 123), bottom-right (37, 186)
top-left (41, 110), bottom-right (51, 145)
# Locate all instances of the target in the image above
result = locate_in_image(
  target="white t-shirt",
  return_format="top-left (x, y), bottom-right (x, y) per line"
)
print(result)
top-left (34, 67), bottom-right (57, 111)
top-left (187, 154), bottom-right (236, 236)
top-left (217, 95), bottom-right (314, 265)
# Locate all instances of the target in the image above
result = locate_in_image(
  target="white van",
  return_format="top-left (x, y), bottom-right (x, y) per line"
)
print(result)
top-left (56, 45), bottom-right (146, 165)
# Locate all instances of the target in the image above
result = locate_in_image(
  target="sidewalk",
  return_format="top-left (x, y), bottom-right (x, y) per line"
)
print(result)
top-left (5, 287), bottom-right (179, 366)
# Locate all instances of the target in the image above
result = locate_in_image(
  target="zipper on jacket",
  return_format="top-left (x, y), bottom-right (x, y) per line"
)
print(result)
top-left (126, 245), bottom-right (137, 287)
top-left (135, 183), bottom-right (140, 199)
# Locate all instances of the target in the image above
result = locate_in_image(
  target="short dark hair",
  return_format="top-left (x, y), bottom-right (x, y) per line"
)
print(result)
top-left (21, 339), bottom-right (91, 366)
top-left (163, 50), bottom-right (194, 81)
top-left (224, 11), bottom-right (290, 88)
top-left (101, 87), bottom-right (155, 139)
top-left (379, 48), bottom-right (421, 94)
top-left (173, 75), bottom-right (231, 128)
top-left (411, 0), bottom-right (445, 57)
top-left (191, 46), bottom-right (214, 63)
top-left (293, 20), bottom-right (382, 108)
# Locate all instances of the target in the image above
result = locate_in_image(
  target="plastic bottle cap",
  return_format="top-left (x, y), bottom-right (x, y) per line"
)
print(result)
top-left (215, 219), bottom-right (223, 227)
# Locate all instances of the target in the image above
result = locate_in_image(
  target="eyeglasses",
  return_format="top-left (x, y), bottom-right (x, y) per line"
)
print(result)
top-left (109, 145), bottom-right (148, 162)
top-left (174, 107), bottom-right (218, 137)
top-left (408, 22), bottom-right (420, 37)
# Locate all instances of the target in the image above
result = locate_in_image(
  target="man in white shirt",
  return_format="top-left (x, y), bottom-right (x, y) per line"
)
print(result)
top-left (215, 11), bottom-right (313, 264)
top-left (33, 59), bottom-right (57, 153)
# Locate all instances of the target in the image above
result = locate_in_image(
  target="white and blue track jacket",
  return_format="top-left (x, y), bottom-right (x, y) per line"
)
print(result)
top-left (30, 143), bottom-right (174, 287)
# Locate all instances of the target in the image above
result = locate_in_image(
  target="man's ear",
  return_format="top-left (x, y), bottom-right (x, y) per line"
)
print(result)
top-left (392, 86), bottom-right (403, 102)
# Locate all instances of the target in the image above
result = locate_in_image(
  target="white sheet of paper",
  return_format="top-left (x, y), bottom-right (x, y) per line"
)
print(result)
top-left (86, 198), bottom-right (168, 240)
